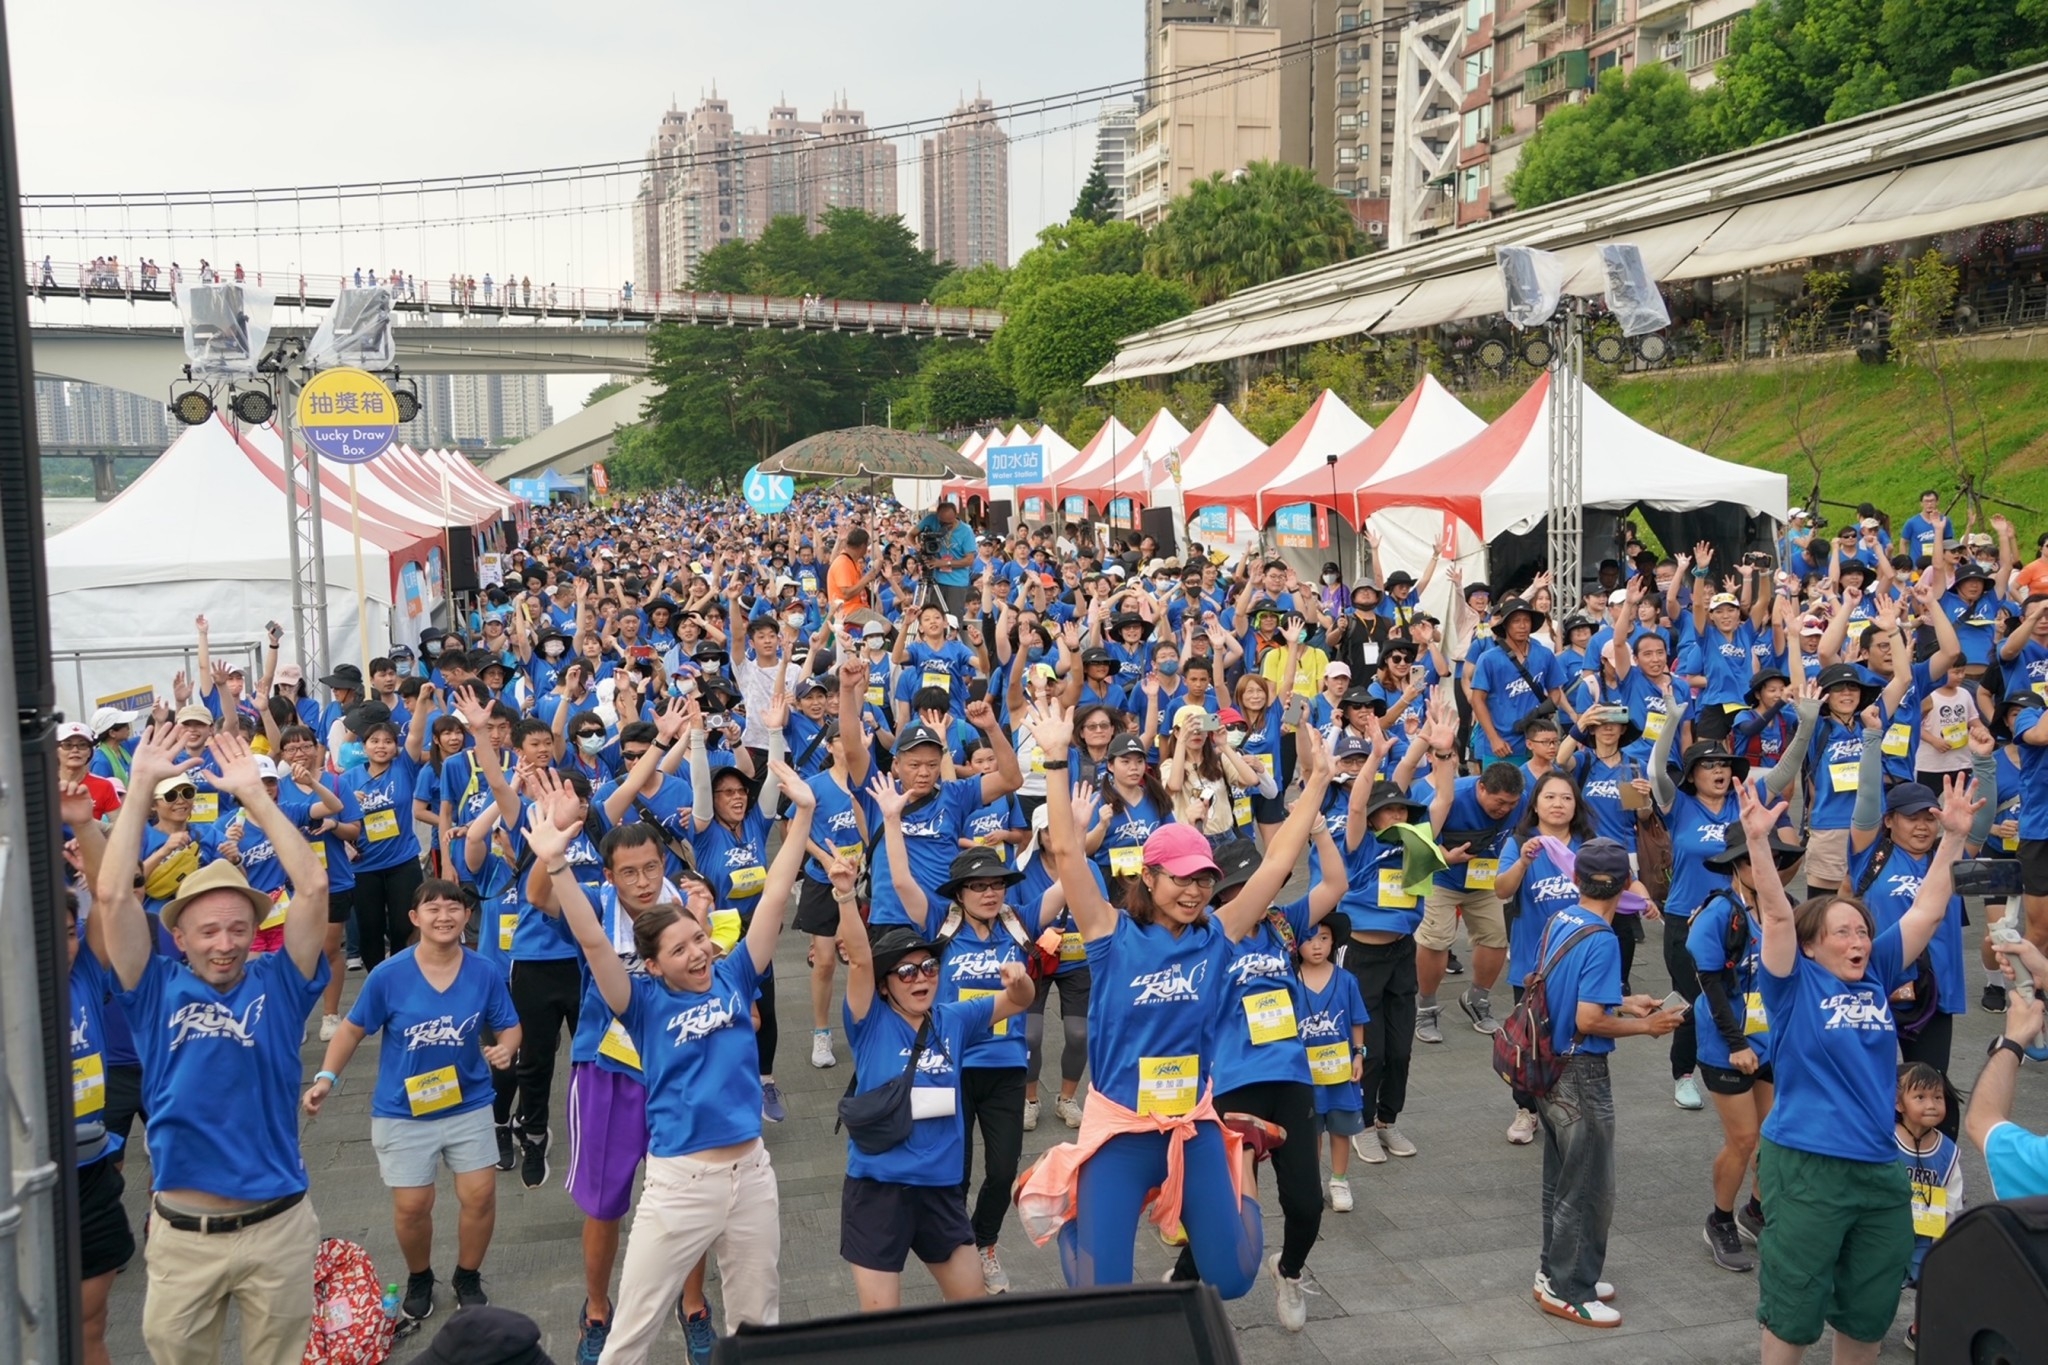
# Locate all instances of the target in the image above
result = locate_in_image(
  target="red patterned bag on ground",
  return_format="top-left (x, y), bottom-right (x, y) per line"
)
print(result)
top-left (303, 1237), bottom-right (394, 1365)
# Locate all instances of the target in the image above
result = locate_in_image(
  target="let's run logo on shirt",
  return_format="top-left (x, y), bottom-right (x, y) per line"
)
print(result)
top-left (947, 946), bottom-right (1008, 979)
top-left (167, 997), bottom-right (266, 1049)
top-left (1130, 961), bottom-right (1207, 1005)
top-left (1819, 990), bottom-right (1894, 1031)
top-left (403, 1013), bottom-right (481, 1051)
top-left (665, 993), bottom-right (743, 1044)
top-left (1227, 952), bottom-right (1289, 987)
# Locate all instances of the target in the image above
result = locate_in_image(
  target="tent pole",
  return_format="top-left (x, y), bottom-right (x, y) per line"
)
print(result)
top-left (348, 467), bottom-right (371, 677)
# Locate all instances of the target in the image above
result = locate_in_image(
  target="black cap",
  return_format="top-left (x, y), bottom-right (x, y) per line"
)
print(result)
top-left (1576, 837), bottom-right (1632, 896)
top-left (1384, 570), bottom-right (1415, 588)
top-left (869, 924), bottom-right (942, 978)
top-left (1080, 646), bottom-right (1113, 667)
top-left (1815, 662), bottom-right (1878, 709)
top-left (1340, 685), bottom-right (1385, 713)
top-left (344, 700), bottom-right (392, 735)
top-left (1363, 779), bottom-right (1425, 821)
top-left (896, 721), bottom-right (946, 753)
top-left (420, 1306), bottom-right (553, 1365)
top-left (937, 847), bottom-right (1025, 900)
top-left (1885, 782), bottom-right (1940, 817)
top-left (1744, 668), bottom-right (1791, 707)
top-left (1492, 598), bottom-right (1541, 637)
top-left (1210, 837), bottom-right (1262, 898)
top-left (1107, 733), bottom-right (1148, 760)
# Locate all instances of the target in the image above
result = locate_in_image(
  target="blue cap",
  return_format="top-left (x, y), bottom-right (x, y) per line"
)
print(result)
top-left (1885, 782), bottom-right (1939, 817)
top-left (1576, 837), bottom-right (1632, 893)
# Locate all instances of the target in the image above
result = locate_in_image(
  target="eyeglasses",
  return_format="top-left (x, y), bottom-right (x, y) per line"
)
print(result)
top-left (619, 749), bottom-right (649, 764)
top-left (888, 958), bottom-right (941, 982)
top-left (161, 787), bottom-right (196, 802)
top-left (958, 878), bottom-right (1009, 896)
top-left (1160, 870), bottom-right (1219, 890)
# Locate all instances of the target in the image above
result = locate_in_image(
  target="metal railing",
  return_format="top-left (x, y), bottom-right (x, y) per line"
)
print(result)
top-left (51, 639), bottom-right (269, 729)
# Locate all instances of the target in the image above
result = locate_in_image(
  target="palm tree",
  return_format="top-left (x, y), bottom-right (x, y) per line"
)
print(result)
top-left (1143, 161), bottom-right (1362, 306)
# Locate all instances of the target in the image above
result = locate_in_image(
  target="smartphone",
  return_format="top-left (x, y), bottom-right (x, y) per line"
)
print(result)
top-left (1659, 991), bottom-right (1691, 1014)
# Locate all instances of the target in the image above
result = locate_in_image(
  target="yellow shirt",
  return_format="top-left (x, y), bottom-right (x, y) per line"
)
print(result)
top-left (1261, 644), bottom-right (1328, 701)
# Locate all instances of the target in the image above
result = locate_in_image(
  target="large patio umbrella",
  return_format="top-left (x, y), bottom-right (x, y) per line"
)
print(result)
top-left (758, 426), bottom-right (984, 480)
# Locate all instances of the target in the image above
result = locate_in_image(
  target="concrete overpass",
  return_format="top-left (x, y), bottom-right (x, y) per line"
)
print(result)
top-left (480, 380), bottom-right (656, 481)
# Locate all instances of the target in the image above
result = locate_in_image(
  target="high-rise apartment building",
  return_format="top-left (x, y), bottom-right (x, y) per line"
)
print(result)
top-left (1095, 101), bottom-right (1141, 213)
top-left (921, 98), bottom-right (1010, 269)
top-left (425, 373), bottom-right (553, 450)
top-left (35, 380), bottom-right (173, 449)
top-left (632, 94), bottom-right (900, 289)
top-left (1124, 21), bottom-right (1283, 227)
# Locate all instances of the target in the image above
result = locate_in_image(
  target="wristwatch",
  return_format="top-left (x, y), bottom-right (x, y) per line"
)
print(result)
top-left (1988, 1034), bottom-right (2028, 1064)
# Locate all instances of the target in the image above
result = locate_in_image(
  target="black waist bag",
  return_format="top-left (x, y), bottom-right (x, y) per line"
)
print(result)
top-left (835, 1014), bottom-right (932, 1155)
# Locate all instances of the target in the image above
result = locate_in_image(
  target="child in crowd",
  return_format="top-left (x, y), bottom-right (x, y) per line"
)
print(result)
top-left (1297, 915), bottom-right (1369, 1212)
top-left (1894, 1061), bottom-right (1962, 1351)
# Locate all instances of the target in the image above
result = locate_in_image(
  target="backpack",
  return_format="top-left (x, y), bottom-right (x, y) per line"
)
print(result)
top-left (1492, 917), bottom-right (1611, 1098)
top-left (302, 1238), bottom-right (395, 1365)
top-left (1851, 835), bottom-right (1941, 1040)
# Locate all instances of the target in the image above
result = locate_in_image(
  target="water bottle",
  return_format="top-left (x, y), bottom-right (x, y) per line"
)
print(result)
top-left (380, 1282), bottom-right (400, 1320)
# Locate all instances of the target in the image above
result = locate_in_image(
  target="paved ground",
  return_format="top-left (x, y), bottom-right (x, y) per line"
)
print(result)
top-left (99, 896), bottom-right (2048, 1365)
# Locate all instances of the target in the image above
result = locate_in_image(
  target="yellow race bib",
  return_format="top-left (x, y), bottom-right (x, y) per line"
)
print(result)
top-left (1744, 990), bottom-right (1768, 1036)
top-left (709, 908), bottom-right (743, 952)
top-left (958, 988), bottom-right (1009, 1036)
top-left (260, 889), bottom-right (289, 931)
top-left (922, 669), bottom-right (952, 693)
top-left (1059, 931), bottom-right (1086, 963)
top-left (598, 1020), bottom-right (643, 1071)
top-left (1243, 989), bottom-right (1298, 1044)
top-left (1378, 866), bottom-right (1418, 908)
top-left (364, 808), bottom-right (400, 842)
top-left (190, 792), bottom-right (219, 823)
top-left (311, 841), bottom-right (328, 868)
top-left (72, 1053), bottom-right (105, 1119)
top-left (1939, 721), bottom-right (1968, 750)
top-left (1912, 1182), bottom-right (1949, 1240)
top-left (866, 685), bottom-right (887, 709)
top-left (1881, 723), bottom-right (1913, 758)
top-left (404, 1066), bottom-right (463, 1117)
top-left (1642, 710), bottom-right (1668, 742)
top-left (1109, 845), bottom-right (1144, 878)
top-left (1136, 1054), bottom-right (1200, 1117)
top-left (1828, 760), bottom-right (1861, 793)
top-left (1307, 1042), bottom-right (1351, 1085)
top-left (1232, 794), bottom-right (1253, 826)
top-left (726, 864), bottom-right (767, 899)
top-left (498, 911), bottom-right (515, 952)
top-left (1466, 858), bottom-right (1499, 891)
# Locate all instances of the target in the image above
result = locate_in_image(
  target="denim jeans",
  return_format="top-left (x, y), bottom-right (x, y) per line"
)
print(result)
top-left (1537, 1053), bottom-right (1616, 1306)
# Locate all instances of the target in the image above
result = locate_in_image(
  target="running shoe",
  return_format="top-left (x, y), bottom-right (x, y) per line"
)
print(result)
top-left (451, 1267), bottom-right (487, 1308)
top-left (1023, 1099), bottom-right (1039, 1131)
top-left (811, 1030), bottom-right (837, 1068)
top-left (1328, 1177), bottom-right (1353, 1212)
top-left (1224, 1113), bottom-right (1287, 1160)
top-left (1157, 1219), bottom-right (1188, 1248)
top-left (494, 1125), bottom-right (517, 1173)
top-left (1984, 983), bottom-right (2010, 1014)
top-left (979, 1245), bottom-right (1010, 1294)
top-left (681, 1307), bottom-right (714, 1365)
top-left (1673, 1074), bottom-right (1704, 1110)
top-left (1535, 1285), bottom-right (1621, 1328)
top-left (1350, 1129), bottom-right (1387, 1164)
top-left (1534, 1272), bottom-right (1615, 1302)
top-left (1735, 1200), bottom-right (1765, 1244)
top-left (1704, 1214), bottom-right (1756, 1272)
top-left (1460, 987), bottom-right (1500, 1035)
top-left (576, 1305), bottom-right (609, 1365)
top-left (1415, 1004), bottom-right (1444, 1044)
top-left (319, 1013), bottom-right (340, 1042)
top-left (519, 1129), bottom-right (550, 1190)
top-left (346, 954), bottom-right (364, 972)
top-left (761, 1080), bottom-right (786, 1124)
top-left (1056, 1094), bottom-right (1084, 1128)
top-left (1269, 1252), bottom-right (1308, 1332)
top-left (402, 1269), bottom-right (435, 1322)
top-left (1374, 1123), bottom-right (1417, 1157)
top-left (1506, 1108), bottom-right (1539, 1145)
top-left (1445, 951), bottom-right (1466, 976)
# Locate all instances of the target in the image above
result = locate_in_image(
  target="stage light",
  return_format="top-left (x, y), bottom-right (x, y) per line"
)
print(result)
top-left (229, 388), bottom-right (274, 424)
top-left (170, 389), bottom-right (214, 426)
top-left (1633, 333), bottom-right (1671, 364)
top-left (1520, 335), bottom-right (1555, 369)
top-left (1476, 337), bottom-right (1510, 370)
top-left (1591, 334), bottom-right (1627, 365)
top-left (392, 377), bottom-right (421, 423)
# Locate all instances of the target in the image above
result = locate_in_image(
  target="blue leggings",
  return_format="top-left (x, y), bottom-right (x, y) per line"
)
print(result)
top-left (1060, 1125), bottom-right (1262, 1298)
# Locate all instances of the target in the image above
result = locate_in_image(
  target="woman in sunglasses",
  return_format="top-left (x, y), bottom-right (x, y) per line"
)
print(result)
top-left (824, 838), bottom-right (1034, 1311)
top-left (138, 774), bottom-right (215, 943)
top-left (1014, 699), bottom-right (1333, 1305)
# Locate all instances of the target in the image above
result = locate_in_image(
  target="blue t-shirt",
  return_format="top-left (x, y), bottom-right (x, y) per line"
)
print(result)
top-left (1760, 928), bottom-right (1911, 1164)
top-left (1504, 838), bottom-right (1584, 988)
top-left (340, 755), bottom-right (424, 871)
top-left (1431, 778), bottom-right (1519, 893)
top-left (69, 948), bottom-right (123, 1164)
top-left (1094, 793), bottom-right (1166, 880)
top-left (1085, 913), bottom-right (1231, 1113)
top-left (1543, 907), bottom-right (1620, 1057)
top-left (116, 948), bottom-right (330, 1198)
top-left (843, 995), bottom-right (997, 1185)
top-left (860, 778), bottom-right (987, 931)
top-left (620, 951), bottom-right (766, 1157)
top-left (1299, 964), bottom-right (1368, 1116)
top-left (1691, 621), bottom-right (1762, 707)
top-left (1570, 751), bottom-right (1640, 852)
top-left (1850, 840), bottom-right (1965, 1018)
top-left (1210, 897), bottom-right (1314, 1091)
top-left (347, 947), bottom-right (519, 1121)
top-left (1665, 787), bottom-right (1737, 920)
top-left (803, 771), bottom-right (866, 884)
top-left (692, 811), bottom-right (770, 914)
top-left (1687, 892), bottom-right (1772, 1071)
top-left (1985, 1122), bottom-right (2048, 1200)
top-left (1471, 640), bottom-right (1560, 758)
top-left (938, 918), bottom-right (1029, 1069)
top-left (1810, 716), bottom-right (1866, 832)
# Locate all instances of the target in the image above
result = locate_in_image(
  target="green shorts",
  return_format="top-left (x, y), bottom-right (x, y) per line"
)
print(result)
top-left (1756, 1138), bottom-right (1914, 1346)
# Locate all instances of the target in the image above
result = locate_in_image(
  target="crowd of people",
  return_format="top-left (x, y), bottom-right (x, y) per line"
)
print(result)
top-left (58, 481), bottom-right (2048, 1365)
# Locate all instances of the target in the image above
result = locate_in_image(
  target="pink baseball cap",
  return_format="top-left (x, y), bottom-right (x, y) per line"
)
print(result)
top-left (274, 663), bottom-right (304, 687)
top-left (1143, 823), bottom-right (1220, 879)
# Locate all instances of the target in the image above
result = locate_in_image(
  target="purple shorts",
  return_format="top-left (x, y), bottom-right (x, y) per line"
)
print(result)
top-left (565, 1062), bottom-right (648, 1221)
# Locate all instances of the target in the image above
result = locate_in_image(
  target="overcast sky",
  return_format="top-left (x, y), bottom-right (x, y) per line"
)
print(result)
top-left (6, 0), bottom-right (1137, 415)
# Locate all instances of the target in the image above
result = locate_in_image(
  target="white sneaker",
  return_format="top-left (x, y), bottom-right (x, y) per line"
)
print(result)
top-left (1374, 1123), bottom-right (1417, 1157)
top-left (319, 1013), bottom-right (340, 1042)
top-left (1269, 1252), bottom-right (1308, 1332)
top-left (1674, 1074), bottom-right (1704, 1110)
top-left (1535, 1284), bottom-right (1622, 1328)
top-left (1328, 1177), bottom-right (1353, 1212)
top-left (1506, 1108), bottom-right (1539, 1145)
top-left (1056, 1095), bottom-right (1084, 1128)
top-left (810, 1030), bottom-right (836, 1069)
top-left (1349, 1129), bottom-right (1387, 1164)
top-left (979, 1245), bottom-right (1010, 1294)
top-left (1023, 1099), bottom-right (1039, 1131)
top-left (1535, 1272), bottom-right (1615, 1302)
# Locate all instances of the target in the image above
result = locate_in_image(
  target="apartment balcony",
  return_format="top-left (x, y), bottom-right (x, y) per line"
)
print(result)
top-left (1634, 0), bottom-right (1690, 25)
top-left (1527, 0), bottom-right (1591, 44)
top-left (1127, 139), bottom-right (1169, 178)
top-left (1122, 182), bottom-right (1169, 222)
top-left (1526, 48), bottom-right (1590, 102)
top-left (1643, 33), bottom-right (1687, 64)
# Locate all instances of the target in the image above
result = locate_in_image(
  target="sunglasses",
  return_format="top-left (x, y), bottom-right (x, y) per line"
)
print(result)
top-left (888, 958), bottom-right (941, 982)
top-left (161, 786), bottom-right (197, 802)
top-left (619, 748), bottom-right (649, 764)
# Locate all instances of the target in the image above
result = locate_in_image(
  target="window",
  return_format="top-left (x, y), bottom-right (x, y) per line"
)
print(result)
top-left (1464, 49), bottom-right (1491, 84)
top-left (1358, 76), bottom-right (1372, 94)
top-left (1464, 0), bottom-right (1490, 30)
top-left (1339, 79), bottom-right (1359, 98)
top-left (1384, 41), bottom-right (1399, 59)
top-left (1460, 164), bottom-right (1489, 203)
top-left (1339, 112), bottom-right (1358, 131)
top-left (1686, 17), bottom-right (1734, 70)
top-left (1338, 177), bottom-right (1356, 194)
top-left (1339, 146), bottom-right (1358, 164)
top-left (1462, 106), bottom-right (1491, 143)
top-left (1339, 44), bottom-right (1360, 66)
top-left (1594, 0), bottom-right (1621, 30)
top-left (1594, 47), bottom-right (1622, 74)
top-left (1340, 9), bottom-right (1361, 30)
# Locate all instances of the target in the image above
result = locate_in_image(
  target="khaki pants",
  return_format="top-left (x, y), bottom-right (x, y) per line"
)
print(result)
top-left (597, 1145), bottom-right (780, 1365)
top-left (1419, 883), bottom-right (1508, 951)
top-left (141, 1197), bottom-right (318, 1365)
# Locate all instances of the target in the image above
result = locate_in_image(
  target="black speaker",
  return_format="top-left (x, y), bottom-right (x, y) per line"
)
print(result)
top-left (986, 499), bottom-right (1012, 539)
top-left (714, 1284), bottom-right (1239, 1365)
top-left (498, 519), bottom-right (518, 553)
top-left (1918, 1196), bottom-right (2048, 1361)
top-left (1140, 506), bottom-right (1179, 560)
top-left (446, 529), bottom-right (480, 594)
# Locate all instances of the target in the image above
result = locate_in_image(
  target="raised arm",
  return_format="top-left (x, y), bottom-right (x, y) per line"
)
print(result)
top-left (208, 732), bottom-right (328, 979)
top-left (529, 791), bottom-right (631, 1017)
top-left (1734, 784), bottom-right (1799, 978)
top-left (1649, 689), bottom-right (1687, 810)
top-left (836, 655), bottom-right (873, 789)
top-left (1218, 727), bottom-right (1334, 940)
top-left (1756, 687), bottom-right (1821, 799)
top-left (95, 726), bottom-right (197, 987)
top-left (1897, 776), bottom-right (1983, 964)
top-left (743, 761), bottom-right (813, 973)
top-left (1027, 700), bottom-right (1115, 941)
top-left (866, 772), bottom-right (930, 930)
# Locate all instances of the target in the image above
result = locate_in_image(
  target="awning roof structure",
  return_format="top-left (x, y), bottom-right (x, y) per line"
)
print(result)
top-left (1183, 390), bottom-right (1373, 527)
top-left (1266, 375), bottom-right (1489, 527)
top-left (1093, 63), bottom-right (2048, 383)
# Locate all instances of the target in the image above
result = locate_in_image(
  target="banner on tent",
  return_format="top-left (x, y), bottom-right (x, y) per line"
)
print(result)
top-left (1274, 503), bottom-right (1315, 549)
top-left (96, 682), bottom-right (154, 711)
top-left (1064, 496), bottom-right (1087, 517)
top-left (1195, 506), bottom-right (1229, 533)
top-left (1023, 497), bottom-right (1043, 517)
top-left (1107, 498), bottom-right (1134, 526)
top-left (1318, 507), bottom-right (1332, 549)
top-left (985, 445), bottom-right (1044, 485)
top-left (509, 477), bottom-right (548, 504)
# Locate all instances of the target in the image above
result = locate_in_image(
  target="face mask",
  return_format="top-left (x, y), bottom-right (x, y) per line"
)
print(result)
top-left (577, 733), bottom-right (607, 755)
top-left (1226, 731), bottom-right (1246, 749)
top-left (1155, 658), bottom-right (1180, 677)
top-left (338, 740), bottom-right (366, 769)
top-left (1026, 646), bottom-right (1048, 664)
top-left (783, 612), bottom-right (804, 628)
top-left (542, 642), bottom-right (566, 659)
top-left (424, 640), bottom-right (442, 656)
top-left (1333, 770), bottom-right (1356, 785)
top-left (1324, 573), bottom-right (1340, 584)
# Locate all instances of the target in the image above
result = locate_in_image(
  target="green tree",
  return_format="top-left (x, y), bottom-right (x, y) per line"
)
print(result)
top-left (1508, 63), bottom-right (1717, 209)
top-left (1001, 273), bottom-right (1195, 406)
top-left (584, 379), bottom-right (631, 406)
top-left (1143, 162), bottom-right (1361, 306)
top-left (1072, 159), bottom-right (1118, 225)
top-left (900, 347), bottom-right (1017, 431)
top-left (1003, 217), bottom-right (1148, 317)
top-left (932, 262), bottom-right (1010, 310)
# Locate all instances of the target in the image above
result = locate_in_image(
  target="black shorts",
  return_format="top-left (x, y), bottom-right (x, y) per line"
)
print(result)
top-left (839, 1176), bottom-right (973, 1272)
top-left (1698, 1060), bottom-right (1776, 1095)
top-left (77, 1155), bottom-right (135, 1280)
top-left (328, 887), bottom-right (356, 927)
top-left (102, 1063), bottom-right (146, 1150)
top-left (795, 877), bottom-right (866, 938)
top-left (2021, 839), bottom-right (2048, 898)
